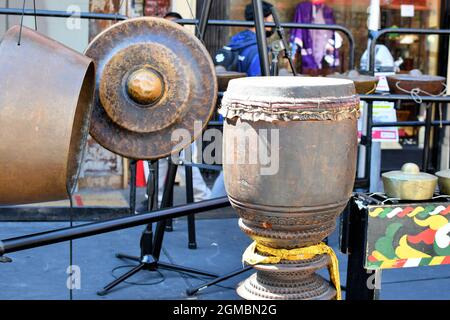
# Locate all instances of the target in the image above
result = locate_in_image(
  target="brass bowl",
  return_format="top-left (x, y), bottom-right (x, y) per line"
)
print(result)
top-left (382, 163), bottom-right (437, 200)
top-left (435, 169), bottom-right (450, 195)
top-left (387, 69), bottom-right (446, 95)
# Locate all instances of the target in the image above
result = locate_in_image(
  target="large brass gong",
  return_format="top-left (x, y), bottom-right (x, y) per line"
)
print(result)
top-left (85, 17), bottom-right (218, 160)
top-left (0, 26), bottom-right (95, 205)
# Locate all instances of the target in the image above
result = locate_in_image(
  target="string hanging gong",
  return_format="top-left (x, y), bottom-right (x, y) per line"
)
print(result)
top-left (0, 26), bottom-right (95, 205)
top-left (85, 17), bottom-right (218, 160)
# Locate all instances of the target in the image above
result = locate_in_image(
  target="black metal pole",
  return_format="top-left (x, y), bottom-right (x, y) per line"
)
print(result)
top-left (186, 163), bottom-right (197, 249)
top-left (270, 6), bottom-right (296, 76)
top-left (0, 197), bottom-right (230, 256)
top-left (345, 198), bottom-right (378, 300)
top-left (364, 101), bottom-right (374, 191)
top-left (369, 28), bottom-right (450, 74)
top-left (197, 0), bottom-right (213, 41)
top-left (152, 161), bottom-right (178, 260)
top-left (129, 160), bottom-right (137, 214)
top-left (422, 104), bottom-right (434, 172)
top-left (0, 7), bottom-right (356, 71)
top-left (186, 265), bottom-right (253, 296)
top-left (0, 7), bottom-right (127, 20)
top-left (252, 0), bottom-right (270, 76)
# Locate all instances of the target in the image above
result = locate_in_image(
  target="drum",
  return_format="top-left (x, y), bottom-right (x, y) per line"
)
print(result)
top-left (221, 76), bottom-right (359, 300)
top-left (0, 26), bottom-right (95, 205)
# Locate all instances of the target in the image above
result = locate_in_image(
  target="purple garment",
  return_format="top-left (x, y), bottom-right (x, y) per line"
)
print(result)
top-left (290, 1), bottom-right (339, 71)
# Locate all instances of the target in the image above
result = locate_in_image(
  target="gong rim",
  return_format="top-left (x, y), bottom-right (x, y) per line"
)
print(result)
top-left (0, 26), bottom-right (95, 205)
top-left (85, 17), bottom-right (217, 160)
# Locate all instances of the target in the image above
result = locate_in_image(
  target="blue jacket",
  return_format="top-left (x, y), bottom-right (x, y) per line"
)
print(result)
top-left (227, 30), bottom-right (261, 77)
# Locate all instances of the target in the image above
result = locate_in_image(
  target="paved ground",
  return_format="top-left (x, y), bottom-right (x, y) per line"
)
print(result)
top-left (1, 185), bottom-right (450, 300)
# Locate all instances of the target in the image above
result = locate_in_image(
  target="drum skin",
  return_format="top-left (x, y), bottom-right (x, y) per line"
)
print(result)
top-left (0, 26), bottom-right (95, 205)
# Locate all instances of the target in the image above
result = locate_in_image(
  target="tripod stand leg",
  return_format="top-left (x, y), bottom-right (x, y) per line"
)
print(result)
top-left (185, 163), bottom-right (197, 249)
top-left (158, 261), bottom-right (218, 277)
top-left (129, 160), bottom-right (137, 214)
top-left (97, 263), bottom-right (146, 296)
top-left (186, 265), bottom-right (253, 296)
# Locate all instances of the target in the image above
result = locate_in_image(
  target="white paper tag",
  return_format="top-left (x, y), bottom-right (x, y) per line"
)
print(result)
top-left (401, 4), bottom-right (415, 17)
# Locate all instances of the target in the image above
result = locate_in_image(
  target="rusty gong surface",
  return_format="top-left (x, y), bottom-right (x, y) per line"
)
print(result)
top-left (85, 17), bottom-right (217, 160)
top-left (0, 26), bottom-right (95, 205)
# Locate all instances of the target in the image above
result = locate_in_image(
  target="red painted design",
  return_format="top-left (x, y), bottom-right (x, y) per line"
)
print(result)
top-left (440, 206), bottom-right (450, 215)
top-left (368, 255), bottom-right (378, 262)
top-left (392, 259), bottom-right (407, 268)
top-left (442, 256), bottom-right (450, 265)
top-left (398, 206), bottom-right (414, 218)
top-left (408, 228), bottom-right (436, 245)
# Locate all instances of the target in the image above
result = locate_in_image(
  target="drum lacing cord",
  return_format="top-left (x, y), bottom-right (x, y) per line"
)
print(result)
top-left (395, 81), bottom-right (447, 104)
top-left (243, 241), bottom-right (342, 300)
top-left (17, 0), bottom-right (37, 46)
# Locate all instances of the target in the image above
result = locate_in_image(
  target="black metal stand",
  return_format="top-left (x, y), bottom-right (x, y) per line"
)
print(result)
top-left (342, 197), bottom-right (378, 300)
top-left (186, 265), bottom-right (253, 296)
top-left (97, 160), bottom-right (218, 296)
top-left (185, 163), bottom-right (197, 249)
top-left (187, 1), bottom-right (272, 295)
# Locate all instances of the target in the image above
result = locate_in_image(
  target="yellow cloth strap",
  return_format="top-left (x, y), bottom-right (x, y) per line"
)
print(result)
top-left (243, 241), bottom-right (342, 300)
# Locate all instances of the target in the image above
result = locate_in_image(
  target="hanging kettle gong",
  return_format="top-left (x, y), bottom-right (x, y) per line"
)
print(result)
top-left (0, 26), bottom-right (95, 205)
top-left (85, 17), bottom-right (218, 160)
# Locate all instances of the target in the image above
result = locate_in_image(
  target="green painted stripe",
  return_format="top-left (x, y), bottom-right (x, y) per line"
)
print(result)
top-left (366, 261), bottom-right (383, 269)
top-left (379, 208), bottom-right (393, 219)
top-left (419, 258), bottom-right (432, 266)
top-left (418, 205), bottom-right (436, 218)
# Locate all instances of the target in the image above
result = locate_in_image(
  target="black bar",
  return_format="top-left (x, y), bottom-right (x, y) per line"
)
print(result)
top-left (252, 0), bottom-right (270, 76)
top-left (185, 162), bottom-right (197, 249)
top-left (175, 19), bottom-right (355, 70)
top-left (0, 197), bottom-right (230, 255)
top-left (360, 94), bottom-right (450, 103)
top-left (345, 199), bottom-right (377, 300)
top-left (0, 7), bottom-right (355, 70)
top-left (197, 0), bottom-right (213, 41)
top-left (0, 7), bottom-right (127, 21)
top-left (422, 104), bottom-right (434, 172)
top-left (271, 6), bottom-right (296, 76)
top-left (371, 120), bottom-right (450, 128)
top-left (177, 160), bottom-right (222, 171)
top-left (152, 161), bottom-right (178, 259)
top-left (129, 160), bottom-right (137, 214)
top-left (364, 101), bottom-right (374, 190)
top-left (369, 28), bottom-right (450, 74)
top-left (186, 265), bottom-right (253, 296)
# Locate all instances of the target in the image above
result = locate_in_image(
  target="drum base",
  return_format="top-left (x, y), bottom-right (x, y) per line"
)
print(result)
top-left (237, 255), bottom-right (337, 300)
top-left (237, 273), bottom-right (336, 300)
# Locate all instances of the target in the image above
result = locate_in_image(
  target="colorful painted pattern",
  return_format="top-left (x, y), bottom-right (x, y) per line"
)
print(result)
top-left (365, 203), bottom-right (450, 270)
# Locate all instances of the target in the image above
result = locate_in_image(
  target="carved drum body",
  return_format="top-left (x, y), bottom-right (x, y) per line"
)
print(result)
top-left (221, 77), bottom-right (359, 299)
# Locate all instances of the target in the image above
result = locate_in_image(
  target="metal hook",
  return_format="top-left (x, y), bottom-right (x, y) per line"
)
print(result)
top-left (33, 0), bottom-right (37, 30)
